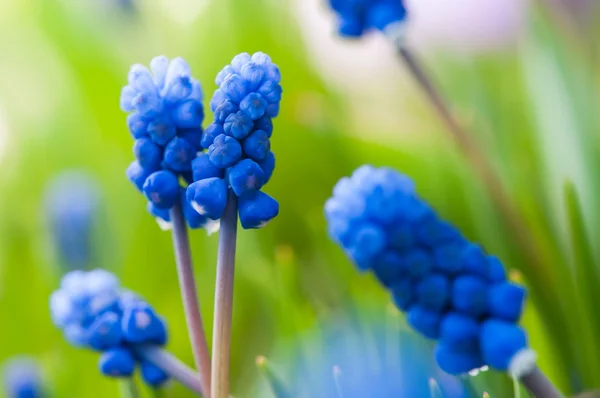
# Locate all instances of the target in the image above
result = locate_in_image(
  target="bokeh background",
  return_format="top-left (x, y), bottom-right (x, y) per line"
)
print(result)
top-left (1, 0), bottom-right (599, 397)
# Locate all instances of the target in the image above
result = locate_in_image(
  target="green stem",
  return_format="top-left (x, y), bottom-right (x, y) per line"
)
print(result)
top-left (120, 379), bottom-right (140, 398)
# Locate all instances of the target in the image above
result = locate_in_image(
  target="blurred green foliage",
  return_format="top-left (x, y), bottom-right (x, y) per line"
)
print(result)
top-left (0, 0), bottom-right (599, 397)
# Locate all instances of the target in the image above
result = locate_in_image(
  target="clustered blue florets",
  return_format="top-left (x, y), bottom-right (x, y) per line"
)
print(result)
top-left (186, 52), bottom-right (281, 229)
top-left (49, 270), bottom-right (169, 386)
top-left (121, 56), bottom-right (218, 232)
top-left (328, 0), bottom-right (407, 37)
top-left (2, 358), bottom-right (43, 398)
top-left (325, 165), bottom-right (529, 375)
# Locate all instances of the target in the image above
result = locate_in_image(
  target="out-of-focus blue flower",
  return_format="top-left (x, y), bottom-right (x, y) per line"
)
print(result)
top-left (328, 0), bottom-right (408, 38)
top-left (2, 357), bottom-right (44, 398)
top-left (121, 56), bottom-right (215, 233)
top-left (50, 270), bottom-right (169, 387)
top-left (325, 165), bottom-right (528, 375)
top-left (186, 52), bottom-right (281, 230)
top-left (44, 170), bottom-right (101, 271)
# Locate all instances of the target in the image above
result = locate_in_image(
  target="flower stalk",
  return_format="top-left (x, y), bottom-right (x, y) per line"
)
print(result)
top-left (211, 190), bottom-right (239, 398)
top-left (520, 366), bottom-right (564, 398)
top-left (170, 202), bottom-right (212, 396)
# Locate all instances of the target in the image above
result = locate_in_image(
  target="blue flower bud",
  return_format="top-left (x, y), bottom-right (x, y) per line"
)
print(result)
top-left (126, 161), bottom-right (153, 192)
top-left (407, 306), bottom-right (441, 339)
top-left (224, 111), bottom-right (254, 140)
top-left (391, 279), bottom-right (413, 311)
top-left (242, 130), bottom-right (270, 162)
top-left (202, 123), bottom-right (224, 149)
top-left (99, 348), bottom-right (135, 378)
top-left (214, 100), bottom-right (239, 124)
top-left (266, 103), bottom-right (280, 118)
top-left (221, 74), bottom-right (247, 103)
top-left (147, 119), bottom-right (177, 146)
top-left (128, 64), bottom-right (156, 94)
top-left (208, 134), bottom-right (243, 168)
top-left (163, 57), bottom-right (191, 88)
top-left (416, 218), bottom-right (461, 248)
top-left (143, 171), bottom-right (180, 209)
top-left (191, 153), bottom-right (224, 181)
top-left (434, 244), bottom-right (465, 275)
top-left (488, 282), bottom-right (526, 322)
top-left (257, 151), bottom-right (275, 183)
top-left (371, 251), bottom-right (405, 287)
top-left (402, 249), bottom-right (433, 279)
top-left (488, 256), bottom-right (507, 282)
top-left (121, 303), bottom-right (167, 345)
top-left (163, 137), bottom-right (196, 172)
top-left (253, 116), bottom-right (273, 137)
top-left (346, 223), bottom-right (387, 270)
top-left (133, 138), bottom-right (162, 170)
top-left (181, 190), bottom-right (209, 229)
top-left (127, 112), bottom-right (148, 139)
top-left (186, 177), bottom-right (228, 220)
top-left (461, 244), bottom-right (490, 279)
top-left (480, 321), bottom-right (528, 370)
top-left (163, 75), bottom-right (193, 105)
top-left (257, 80), bottom-right (282, 105)
top-left (251, 52), bottom-right (272, 65)
top-left (150, 55), bottom-right (169, 89)
top-left (238, 191), bottom-right (279, 229)
top-left (140, 361), bottom-right (169, 387)
top-left (328, 0), bottom-right (408, 38)
top-left (435, 343), bottom-right (484, 375)
top-left (415, 274), bottom-right (450, 311)
top-left (179, 128), bottom-right (203, 151)
top-left (2, 358), bottom-right (44, 398)
top-left (120, 85), bottom-right (137, 112)
top-left (229, 159), bottom-right (265, 197)
top-left (215, 66), bottom-right (236, 86)
top-left (231, 52), bottom-right (252, 72)
top-left (87, 311), bottom-right (123, 351)
top-left (440, 313), bottom-right (480, 351)
top-left (172, 99), bottom-right (204, 129)
top-left (240, 62), bottom-right (266, 92)
top-left (240, 93), bottom-right (268, 120)
top-left (146, 202), bottom-right (171, 231)
top-left (210, 89), bottom-right (227, 112)
top-left (132, 91), bottom-right (162, 118)
top-left (452, 276), bottom-right (488, 317)
top-left (338, 16), bottom-right (364, 37)
top-left (388, 223), bottom-right (414, 251)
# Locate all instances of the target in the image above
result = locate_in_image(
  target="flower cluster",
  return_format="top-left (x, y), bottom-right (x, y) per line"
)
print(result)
top-left (121, 56), bottom-right (217, 231)
top-left (44, 170), bottom-right (101, 270)
top-left (2, 357), bottom-right (44, 398)
top-left (50, 270), bottom-right (169, 386)
top-left (328, 0), bottom-right (408, 37)
top-left (186, 52), bottom-right (281, 229)
top-left (325, 165), bottom-right (529, 375)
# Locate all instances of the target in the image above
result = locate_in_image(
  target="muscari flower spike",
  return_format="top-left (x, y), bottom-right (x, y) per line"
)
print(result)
top-left (50, 269), bottom-right (169, 387)
top-left (325, 165), bottom-right (531, 376)
top-left (2, 357), bottom-right (44, 398)
top-left (121, 56), bottom-right (216, 232)
top-left (186, 52), bottom-right (281, 230)
top-left (44, 170), bottom-right (101, 270)
top-left (328, 0), bottom-right (408, 38)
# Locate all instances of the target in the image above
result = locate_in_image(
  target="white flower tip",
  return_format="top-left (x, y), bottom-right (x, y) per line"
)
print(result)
top-left (204, 219), bottom-right (221, 236)
top-left (156, 218), bottom-right (172, 231)
top-left (384, 20), bottom-right (409, 48)
top-left (191, 201), bottom-right (208, 216)
top-left (509, 348), bottom-right (538, 379)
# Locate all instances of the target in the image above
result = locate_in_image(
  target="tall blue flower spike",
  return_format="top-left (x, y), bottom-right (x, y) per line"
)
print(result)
top-left (328, 0), bottom-right (407, 38)
top-left (49, 269), bottom-right (169, 387)
top-left (44, 170), bottom-right (101, 270)
top-left (325, 165), bottom-right (532, 376)
top-left (121, 56), bottom-right (216, 233)
top-left (2, 357), bottom-right (44, 398)
top-left (186, 52), bottom-right (281, 230)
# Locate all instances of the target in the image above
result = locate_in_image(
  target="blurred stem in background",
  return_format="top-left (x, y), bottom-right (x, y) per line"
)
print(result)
top-left (212, 191), bottom-right (238, 398)
top-left (120, 379), bottom-right (140, 398)
top-left (169, 203), bottom-right (211, 396)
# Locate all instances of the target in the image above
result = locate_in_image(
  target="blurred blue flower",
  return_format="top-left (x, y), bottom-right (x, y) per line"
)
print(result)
top-left (121, 56), bottom-right (215, 232)
top-left (325, 165), bottom-right (529, 375)
top-left (50, 270), bottom-right (169, 387)
top-left (2, 357), bottom-right (44, 398)
top-left (186, 52), bottom-right (281, 230)
top-left (328, 0), bottom-right (408, 38)
top-left (44, 170), bottom-right (101, 271)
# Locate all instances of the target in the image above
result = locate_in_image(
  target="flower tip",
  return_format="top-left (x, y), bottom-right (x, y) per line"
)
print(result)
top-left (155, 217), bottom-right (172, 231)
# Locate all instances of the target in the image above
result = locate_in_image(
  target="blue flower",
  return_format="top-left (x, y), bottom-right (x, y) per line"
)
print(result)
top-left (44, 170), bottom-right (101, 271)
top-left (2, 357), bottom-right (44, 398)
top-left (186, 52), bottom-right (282, 230)
top-left (50, 270), bottom-right (170, 386)
top-left (328, 0), bottom-right (408, 38)
top-left (325, 165), bottom-right (528, 375)
top-left (122, 56), bottom-right (216, 232)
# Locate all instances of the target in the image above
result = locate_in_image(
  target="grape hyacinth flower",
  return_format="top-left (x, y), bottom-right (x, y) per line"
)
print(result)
top-left (2, 357), bottom-right (44, 398)
top-left (49, 269), bottom-right (202, 393)
top-left (121, 56), bottom-right (212, 394)
top-left (328, 0), bottom-right (408, 38)
top-left (44, 170), bottom-right (101, 271)
top-left (325, 166), bottom-right (562, 398)
top-left (189, 52), bottom-right (282, 398)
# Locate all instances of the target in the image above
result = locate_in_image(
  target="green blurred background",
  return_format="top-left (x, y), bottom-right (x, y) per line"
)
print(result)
top-left (1, 0), bottom-right (599, 396)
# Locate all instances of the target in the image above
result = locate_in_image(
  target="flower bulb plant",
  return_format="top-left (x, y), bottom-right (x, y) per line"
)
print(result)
top-left (325, 165), bottom-right (561, 397)
top-left (49, 269), bottom-right (202, 394)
